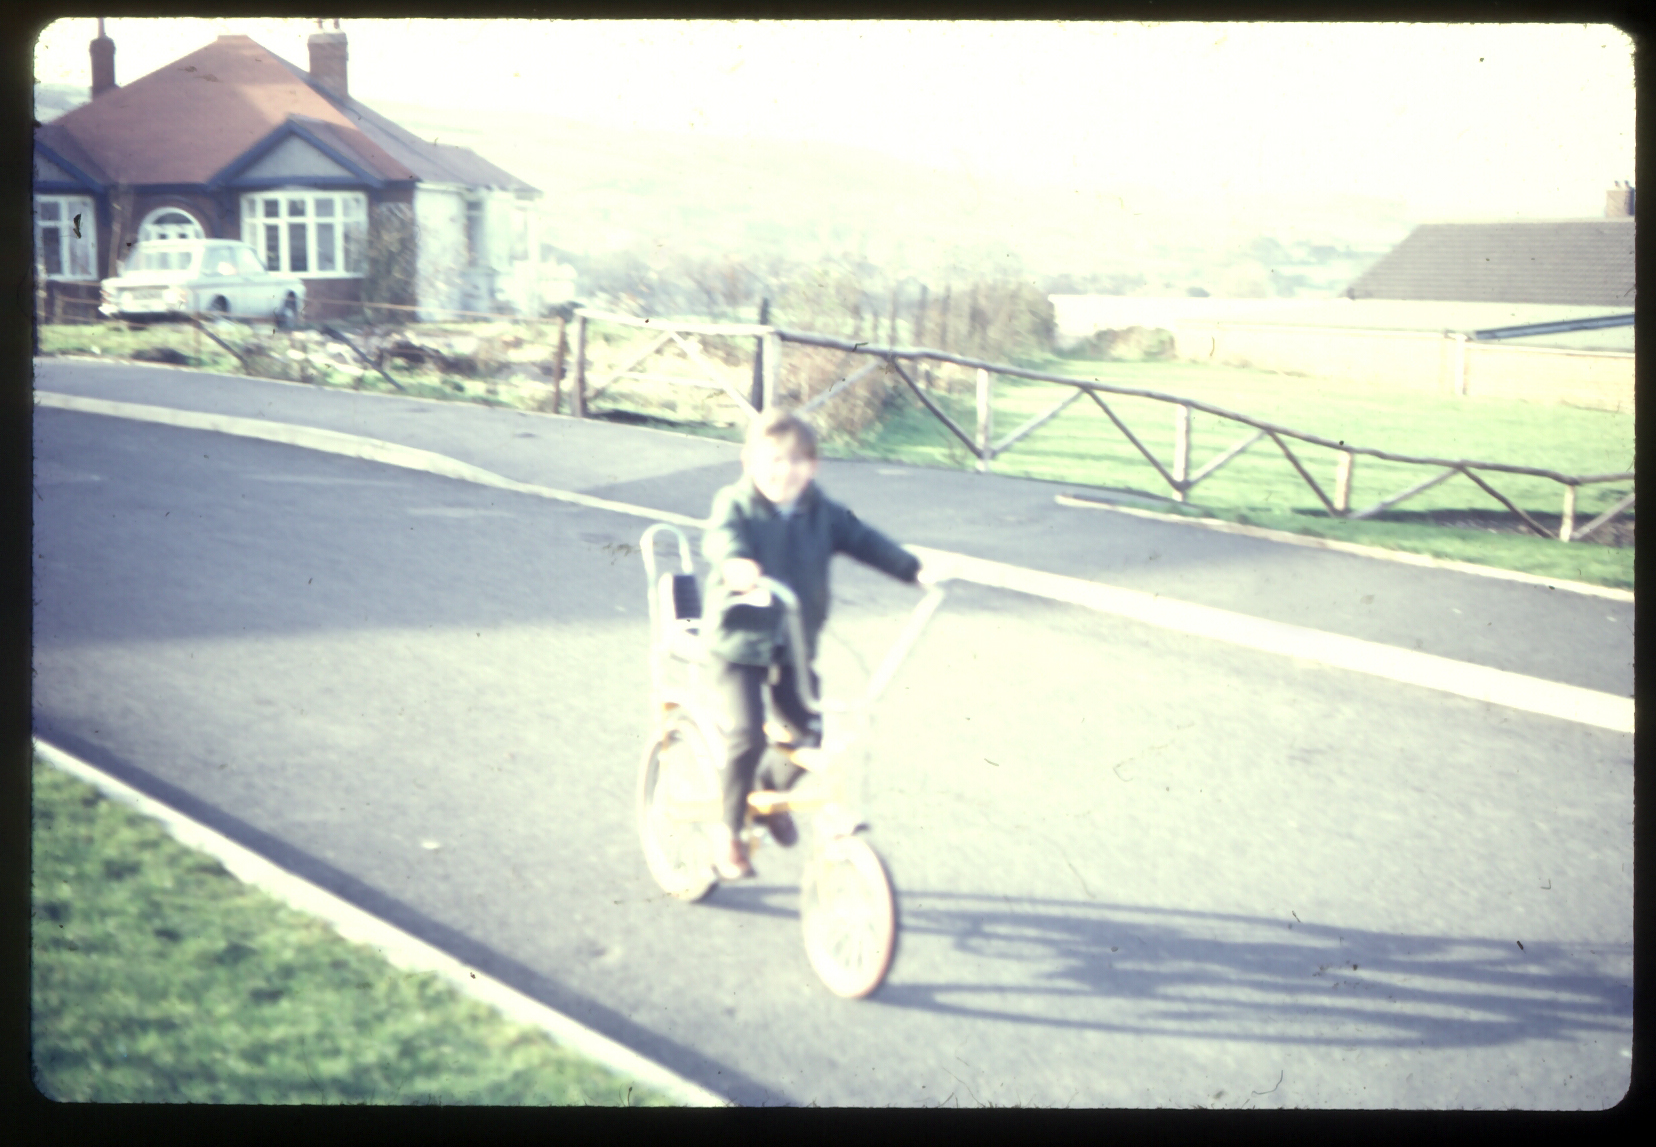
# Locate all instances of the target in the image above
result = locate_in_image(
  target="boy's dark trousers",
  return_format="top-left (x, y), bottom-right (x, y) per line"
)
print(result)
top-left (711, 657), bottom-right (822, 836)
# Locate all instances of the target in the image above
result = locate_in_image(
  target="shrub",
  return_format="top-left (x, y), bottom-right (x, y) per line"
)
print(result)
top-left (365, 202), bottom-right (418, 320)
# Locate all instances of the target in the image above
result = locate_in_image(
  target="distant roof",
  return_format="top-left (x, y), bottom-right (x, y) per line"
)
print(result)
top-left (1345, 220), bottom-right (1634, 306)
top-left (35, 34), bottom-right (536, 195)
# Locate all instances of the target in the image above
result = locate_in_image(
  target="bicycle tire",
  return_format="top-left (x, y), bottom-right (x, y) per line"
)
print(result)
top-left (799, 834), bottom-right (899, 998)
top-left (637, 712), bottom-right (722, 902)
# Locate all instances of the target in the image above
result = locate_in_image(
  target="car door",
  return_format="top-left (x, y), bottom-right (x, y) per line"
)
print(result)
top-left (198, 244), bottom-right (239, 314)
top-left (234, 245), bottom-right (277, 319)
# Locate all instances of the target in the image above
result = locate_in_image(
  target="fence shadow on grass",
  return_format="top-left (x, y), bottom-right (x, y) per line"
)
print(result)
top-left (868, 892), bottom-right (1631, 1050)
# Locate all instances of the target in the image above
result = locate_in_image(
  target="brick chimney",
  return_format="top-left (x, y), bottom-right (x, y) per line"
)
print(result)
top-left (308, 20), bottom-right (348, 99)
top-left (90, 18), bottom-right (116, 98)
top-left (1605, 181), bottom-right (1636, 217)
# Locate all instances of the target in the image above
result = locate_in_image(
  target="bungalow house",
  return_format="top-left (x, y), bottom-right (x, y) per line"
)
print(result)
top-left (1168, 190), bottom-right (1636, 412)
top-left (1343, 200), bottom-right (1635, 307)
top-left (33, 22), bottom-right (545, 323)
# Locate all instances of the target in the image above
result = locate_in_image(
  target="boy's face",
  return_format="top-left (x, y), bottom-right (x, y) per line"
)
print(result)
top-left (744, 434), bottom-right (818, 506)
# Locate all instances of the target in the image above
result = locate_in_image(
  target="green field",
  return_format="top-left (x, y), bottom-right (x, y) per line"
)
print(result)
top-left (833, 358), bottom-right (1635, 588)
top-left (30, 753), bottom-right (679, 1106)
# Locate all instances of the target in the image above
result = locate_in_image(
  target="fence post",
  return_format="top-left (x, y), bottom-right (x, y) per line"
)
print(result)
top-left (572, 312), bottom-right (588, 418)
top-left (1334, 450), bottom-right (1355, 514)
top-left (1560, 484), bottom-right (1576, 542)
top-left (1452, 331), bottom-right (1468, 397)
top-left (550, 312), bottom-right (568, 414)
top-left (1172, 404), bottom-right (1191, 500)
top-left (761, 331), bottom-right (781, 412)
top-left (975, 368), bottom-right (992, 472)
top-left (751, 297), bottom-right (770, 412)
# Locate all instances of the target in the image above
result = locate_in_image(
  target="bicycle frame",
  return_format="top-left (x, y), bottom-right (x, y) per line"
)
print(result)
top-left (639, 522), bottom-right (948, 838)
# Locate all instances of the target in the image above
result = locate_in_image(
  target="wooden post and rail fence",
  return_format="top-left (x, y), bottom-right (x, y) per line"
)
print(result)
top-left (561, 309), bottom-right (1632, 544)
top-left (48, 296), bottom-right (1636, 544)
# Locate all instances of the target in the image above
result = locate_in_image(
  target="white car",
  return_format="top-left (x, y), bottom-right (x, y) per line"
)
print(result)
top-left (100, 239), bottom-right (304, 327)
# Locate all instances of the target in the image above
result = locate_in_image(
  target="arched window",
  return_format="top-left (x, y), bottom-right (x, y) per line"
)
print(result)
top-left (138, 208), bottom-right (204, 243)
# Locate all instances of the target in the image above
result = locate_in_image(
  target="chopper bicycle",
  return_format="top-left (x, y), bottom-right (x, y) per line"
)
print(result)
top-left (635, 523), bottom-right (948, 999)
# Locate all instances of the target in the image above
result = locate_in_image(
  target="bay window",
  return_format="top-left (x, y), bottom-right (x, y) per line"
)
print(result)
top-left (241, 190), bottom-right (366, 276)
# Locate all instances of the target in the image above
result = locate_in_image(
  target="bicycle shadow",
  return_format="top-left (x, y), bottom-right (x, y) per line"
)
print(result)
top-left (871, 892), bottom-right (1631, 1049)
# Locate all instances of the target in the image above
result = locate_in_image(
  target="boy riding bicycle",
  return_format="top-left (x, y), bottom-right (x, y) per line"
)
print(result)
top-left (702, 408), bottom-right (932, 880)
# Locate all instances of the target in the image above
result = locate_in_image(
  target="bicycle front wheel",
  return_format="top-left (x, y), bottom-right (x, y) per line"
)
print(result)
top-left (637, 713), bottom-right (722, 902)
top-left (799, 834), bottom-right (898, 998)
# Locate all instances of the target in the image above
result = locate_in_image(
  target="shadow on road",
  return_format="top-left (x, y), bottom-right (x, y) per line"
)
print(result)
top-left (871, 892), bottom-right (1630, 1049)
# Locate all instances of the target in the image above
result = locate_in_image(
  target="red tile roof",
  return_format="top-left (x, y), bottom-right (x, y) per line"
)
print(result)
top-left (1346, 220), bottom-right (1634, 307)
top-left (36, 34), bottom-right (534, 194)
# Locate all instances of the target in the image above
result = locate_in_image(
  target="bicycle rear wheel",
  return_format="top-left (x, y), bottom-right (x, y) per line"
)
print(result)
top-left (638, 713), bottom-right (722, 901)
top-left (799, 834), bottom-right (898, 998)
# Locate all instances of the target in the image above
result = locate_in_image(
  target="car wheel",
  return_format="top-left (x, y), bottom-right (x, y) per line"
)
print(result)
top-left (208, 296), bottom-right (231, 318)
top-left (275, 295), bottom-right (300, 331)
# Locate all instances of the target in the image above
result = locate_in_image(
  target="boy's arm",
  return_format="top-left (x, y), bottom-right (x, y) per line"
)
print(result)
top-left (701, 486), bottom-right (755, 569)
top-left (832, 505), bottom-right (922, 583)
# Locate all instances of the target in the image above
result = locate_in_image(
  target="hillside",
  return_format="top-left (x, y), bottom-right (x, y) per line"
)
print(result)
top-left (374, 99), bottom-right (1411, 295)
top-left (32, 79), bottom-right (1408, 297)
top-left (33, 82), bottom-right (89, 123)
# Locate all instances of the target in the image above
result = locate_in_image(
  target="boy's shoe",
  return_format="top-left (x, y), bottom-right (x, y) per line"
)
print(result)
top-left (714, 839), bottom-right (756, 881)
top-left (760, 811), bottom-right (798, 849)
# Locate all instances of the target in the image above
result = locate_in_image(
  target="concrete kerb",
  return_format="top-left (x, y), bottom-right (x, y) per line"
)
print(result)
top-left (37, 388), bottom-right (1632, 734)
top-left (31, 738), bottom-right (732, 1108)
top-left (37, 360), bottom-right (1628, 603)
top-left (1054, 494), bottom-right (1633, 603)
top-left (33, 390), bottom-right (704, 528)
top-left (905, 546), bottom-right (1633, 735)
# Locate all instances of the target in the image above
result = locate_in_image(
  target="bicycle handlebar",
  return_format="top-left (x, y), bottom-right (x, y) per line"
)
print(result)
top-left (731, 575), bottom-right (949, 719)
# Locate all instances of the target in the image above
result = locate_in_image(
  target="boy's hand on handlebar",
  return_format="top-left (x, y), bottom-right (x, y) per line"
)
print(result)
top-left (723, 557), bottom-right (762, 593)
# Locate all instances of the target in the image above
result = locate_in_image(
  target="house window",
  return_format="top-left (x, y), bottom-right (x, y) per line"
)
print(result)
top-left (137, 208), bottom-right (204, 243)
top-left (34, 195), bottom-right (98, 280)
top-left (241, 190), bottom-right (366, 276)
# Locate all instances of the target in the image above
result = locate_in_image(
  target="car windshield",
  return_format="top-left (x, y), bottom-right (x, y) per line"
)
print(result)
top-left (131, 245), bottom-right (198, 272)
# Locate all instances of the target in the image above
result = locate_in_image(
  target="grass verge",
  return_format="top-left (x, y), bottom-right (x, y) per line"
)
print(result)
top-left (30, 752), bottom-right (678, 1105)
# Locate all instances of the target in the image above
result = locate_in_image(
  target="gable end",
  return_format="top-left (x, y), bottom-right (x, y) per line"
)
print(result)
top-left (239, 135), bottom-right (355, 182)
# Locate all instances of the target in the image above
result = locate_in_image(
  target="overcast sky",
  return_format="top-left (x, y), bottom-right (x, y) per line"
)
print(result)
top-left (34, 18), bottom-right (1636, 221)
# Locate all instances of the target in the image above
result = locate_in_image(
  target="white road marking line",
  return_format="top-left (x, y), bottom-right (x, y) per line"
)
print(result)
top-left (1055, 494), bottom-right (1634, 603)
top-left (38, 390), bottom-right (1631, 733)
top-left (909, 545), bottom-right (1633, 735)
top-left (31, 738), bottom-right (730, 1108)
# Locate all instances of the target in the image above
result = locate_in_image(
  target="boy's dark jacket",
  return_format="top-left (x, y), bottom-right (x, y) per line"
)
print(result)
top-left (701, 476), bottom-right (921, 666)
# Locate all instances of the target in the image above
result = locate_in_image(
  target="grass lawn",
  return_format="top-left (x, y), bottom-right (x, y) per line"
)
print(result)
top-left (30, 752), bottom-right (678, 1106)
top-left (834, 358), bottom-right (1634, 589)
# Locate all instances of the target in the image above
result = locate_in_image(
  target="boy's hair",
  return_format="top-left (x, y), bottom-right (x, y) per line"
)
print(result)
top-left (743, 408), bottom-right (819, 459)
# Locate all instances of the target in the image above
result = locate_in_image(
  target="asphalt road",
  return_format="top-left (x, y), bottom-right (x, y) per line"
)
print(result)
top-left (31, 361), bottom-right (1634, 1107)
